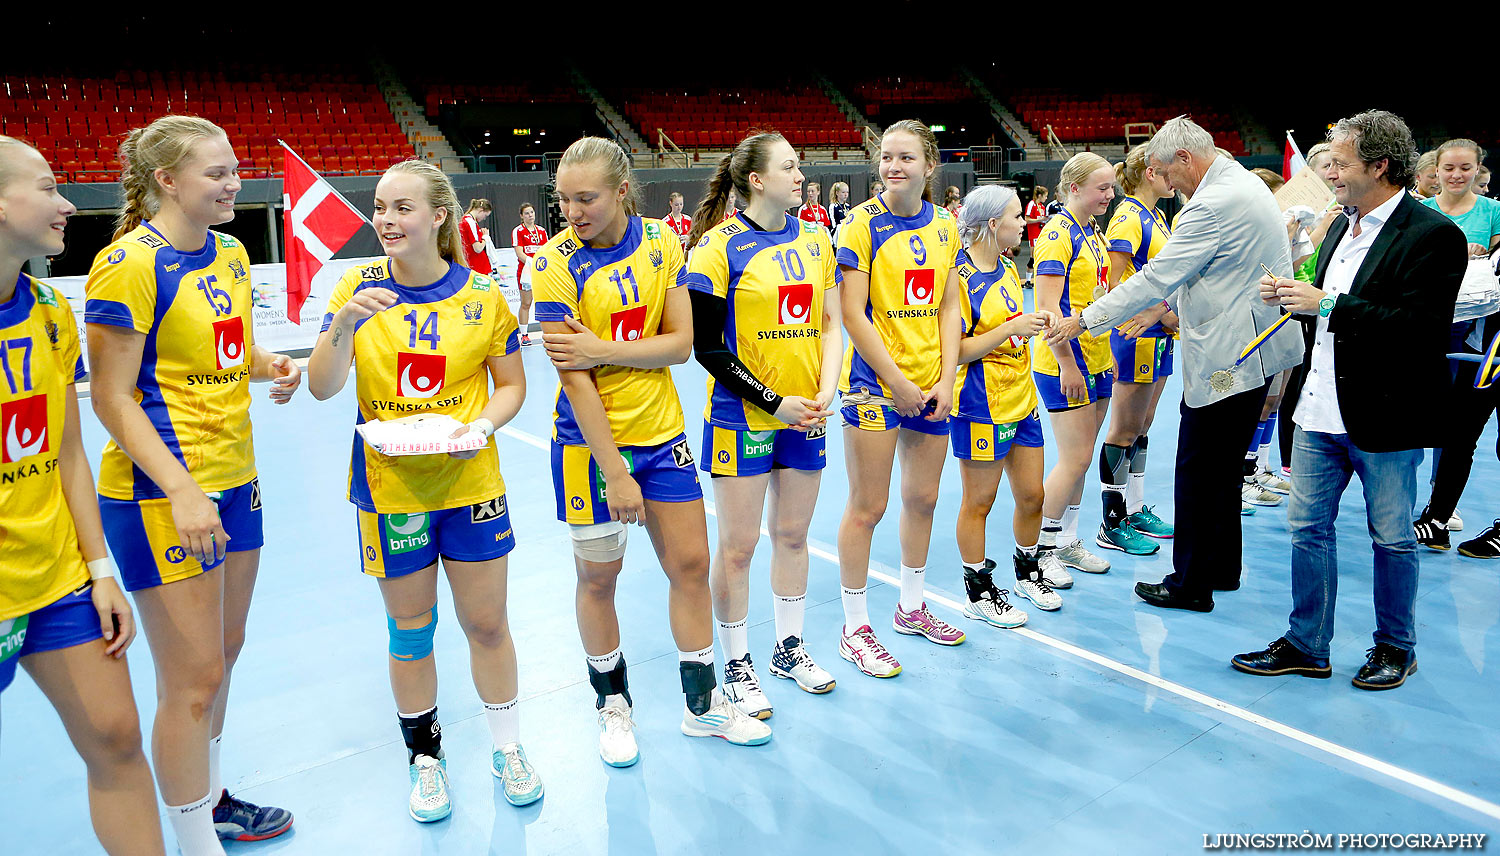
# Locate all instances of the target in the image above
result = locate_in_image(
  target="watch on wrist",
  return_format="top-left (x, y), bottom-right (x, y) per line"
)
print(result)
top-left (1318, 296), bottom-right (1335, 317)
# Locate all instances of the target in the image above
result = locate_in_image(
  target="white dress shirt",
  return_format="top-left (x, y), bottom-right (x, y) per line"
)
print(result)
top-left (1294, 188), bottom-right (1406, 435)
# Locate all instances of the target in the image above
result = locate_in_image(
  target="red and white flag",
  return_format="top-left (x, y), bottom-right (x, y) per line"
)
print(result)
top-left (1282, 131), bottom-right (1307, 181)
top-left (281, 142), bottom-right (368, 323)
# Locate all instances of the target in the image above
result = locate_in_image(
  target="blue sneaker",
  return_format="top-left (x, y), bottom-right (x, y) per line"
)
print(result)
top-left (212, 789), bottom-right (293, 841)
top-left (492, 743), bottom-right (544, 806)
top-left (1095, 522), bottom-right (1160, 555)
top-left (1126, 506), bottom-right (1174, 539)
top-left (408, 755), bottom-right (451, 823)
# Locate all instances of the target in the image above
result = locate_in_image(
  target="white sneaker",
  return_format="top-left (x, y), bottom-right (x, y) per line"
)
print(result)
top-left (839, 624), bottom-right (902, 677)
top-left (1015, 577), bottom-right (1062, 611)
top-left (1449, 509), bottom-right (1464, 532)
top-left (680, 691), bottom-right (772, 746)
top-left (722, 655), bottom-right (772, 720)
top-left (1254, 468), bottom-right (1291, 494)
top-left (408, 755), bottom-right (451, 823)
top-left (596, 696), bottom-right (639, 768)
top-left (1242, 480), bottom-right (1282, 507)
top-left (1038, 550), bottom-right (1074, 588)
top-left (769, 636), bottom-right (835, 693)
top-left (962, 581), bottom-right (1029, 629)
top-left (1055, 539), bottom-right (1110, 574)
top-left (492, 742), bottom-right (543, 806)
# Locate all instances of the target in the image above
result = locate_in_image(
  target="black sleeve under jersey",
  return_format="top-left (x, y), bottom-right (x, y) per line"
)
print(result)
top-left (690, 288), bottom-right (783, 416)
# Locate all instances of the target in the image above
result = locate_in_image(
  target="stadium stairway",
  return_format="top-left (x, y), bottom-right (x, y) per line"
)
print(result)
top-left (960, 69), bottom-right (1041, 154)
top-left (570, 69), bottom-right (650, 155)
top-left (372, 60), bottom-right (465, 172)
top-left (816, 72), bottom-right (879, 151)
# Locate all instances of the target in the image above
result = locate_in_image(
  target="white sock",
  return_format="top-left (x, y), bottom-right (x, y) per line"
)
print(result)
top-left (962, 559), bottom-right (986, 572)
top-left (483, 697), bottom-right (520, 749)
top-left (771, 592), bottom-right (805, 643)
top-left (1040, 516), bottom-right (1062, 550)
top-left (716, 617), bottom-right (749, 663)
top-left (898, 564), bottom-right (925, 612)
top-left (1062, 505), bottom-right (1081, 542)
top-left (586, 646), bottom-right (622, 673)
top-left (166, 792), bottom-right (226, 856)
top-left (1257, 442), bottom-right (1271, 470)
top-left (1127, 471), bottom-right (1145, 515)
top-left (841, 585), bottom-right (869, 633)
top-left (678, 645), bottom-right (714, 667)
top-left (208, 734), bottom-right (223, 800)
top-left (1016, 542), bottom-right (1038, 557)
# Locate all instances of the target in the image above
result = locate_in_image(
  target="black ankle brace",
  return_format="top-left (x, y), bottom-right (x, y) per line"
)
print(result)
top-left (588, 657), bottom-right (632, 709)
top-left (679, 660), bottom-right (716, 716)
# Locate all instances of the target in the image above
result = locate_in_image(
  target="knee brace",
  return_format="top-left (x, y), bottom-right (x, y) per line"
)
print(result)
top-left (570, 520), bottom-right (628, 563)
top-left (388, 608), bottom-right (437, 661)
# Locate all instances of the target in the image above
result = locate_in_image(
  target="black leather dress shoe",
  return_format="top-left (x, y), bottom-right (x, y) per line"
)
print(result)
top-left (1134, 581), bottom-right (1213, 612)
top-left (1230, 637), bottom-right (1332, 678)
top-left (1352, 643), bottom-right (1417, 690)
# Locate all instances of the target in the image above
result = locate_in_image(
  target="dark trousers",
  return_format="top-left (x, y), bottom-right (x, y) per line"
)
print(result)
top-left (1165, 380), bottom-right (1269, 597)
top-left (1428, 359), bottom-right (1500, 520)
top-left (1278, 360), bottom-right (1307, 469)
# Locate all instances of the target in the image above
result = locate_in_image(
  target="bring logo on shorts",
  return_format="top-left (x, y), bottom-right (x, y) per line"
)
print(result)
top-left (385, 513), bottom-right (431, 555)
top-left (742, 430), bottom-right (775, 458)
top-left (0, 614), bottom-right (29, 663)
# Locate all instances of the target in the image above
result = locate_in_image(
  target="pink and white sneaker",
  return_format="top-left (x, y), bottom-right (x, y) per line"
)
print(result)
top-left (893, 602), bottom-right (966, 646)
top-left (839, 625), bottom-right (902, 678)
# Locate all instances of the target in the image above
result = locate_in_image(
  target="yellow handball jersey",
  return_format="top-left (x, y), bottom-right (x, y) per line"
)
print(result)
top-left (85, 224), bottom-right (257, 500)
top-left (1, 275), bottom-right (90, 620)
top-left (532, 217), bottom-right (688, 448)
top-left (952, 251), bottom-right (1038, 424)
top-left (837, 195), bottom-right (960, 396)
top-left (686, 212), bottom-right (840, 431)
top-left (323, 259), bottom-right (520, 514)
top-left (1032, 210), bottom-right (1112, 376)
top-left (1105, 196), bottom-right (1173, 339)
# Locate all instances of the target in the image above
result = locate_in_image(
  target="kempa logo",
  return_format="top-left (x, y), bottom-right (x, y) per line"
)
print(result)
top-left (385, 513), bottom-right (431, 555)
top-left (742, 430), bottom-right (774, 458)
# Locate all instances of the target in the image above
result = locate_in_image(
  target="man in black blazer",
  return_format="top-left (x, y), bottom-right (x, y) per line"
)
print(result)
top-left (1231, 110), bottom-right (1466, 691)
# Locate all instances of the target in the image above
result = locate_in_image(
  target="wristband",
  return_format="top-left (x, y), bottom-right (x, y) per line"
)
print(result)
top-left (470, 417), bottom-right (496, 438)
top-left (86, 558), bottom-right (116, 581)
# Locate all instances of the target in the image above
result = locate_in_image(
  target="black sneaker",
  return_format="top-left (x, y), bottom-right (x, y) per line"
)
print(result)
top-left (1458, 519), bottom-right (1500, 559)
top-left (213, 790), bottom-right (293, 841)
top-left (1413, 510), bottom-right (1451, 551)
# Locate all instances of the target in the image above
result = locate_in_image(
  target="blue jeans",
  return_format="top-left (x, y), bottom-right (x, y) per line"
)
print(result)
top-left (1286, 427), bottom-right (1422, 660)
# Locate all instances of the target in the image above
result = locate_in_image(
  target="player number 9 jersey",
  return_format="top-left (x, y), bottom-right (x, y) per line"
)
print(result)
top-left (531, 217), bottom-right (689, 448)
top-left (322, 259), bottom-right (520, 514)
top-left (836, 195), bottom-right (960, 396)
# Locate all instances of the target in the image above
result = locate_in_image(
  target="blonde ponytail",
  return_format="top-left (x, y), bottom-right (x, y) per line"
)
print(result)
top-left (113, 115), bottom-right (227, 240)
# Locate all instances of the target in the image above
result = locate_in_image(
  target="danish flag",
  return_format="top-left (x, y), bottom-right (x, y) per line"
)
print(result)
top-left (281, 142), bottom-right (370, 323)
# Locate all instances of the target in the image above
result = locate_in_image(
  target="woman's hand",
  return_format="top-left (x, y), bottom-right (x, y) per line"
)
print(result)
top-left (543, 315), bottom-right (614, 370)
top-left (89, 577), bottom-right (135, 659)
top-left (774, 395), bottom-right (834, 431)
top-left (922, 381), bottom-right (953, 423)
top-left (605, 471), bottom-right (645, 525)
top-left (1468, 243), bottom-right (1489, 258)
top-left (447, 417), bottom-right (495, 460)
top-left (1059, 364), bottom-right (1088, 402)
top-left (335, 287), bottom-right (399, 325)
top-left (169, 488), bottom-right (228, 566)
top-left (890, 378), bottom-right (927, 417)
top-left (267, 354), bottom-right (301, 404)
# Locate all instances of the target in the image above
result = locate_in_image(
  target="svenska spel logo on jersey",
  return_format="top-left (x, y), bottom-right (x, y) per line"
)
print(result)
top-left (212, 317), bottom-right (245, 370)
top-left (610, 305), bottom-right (648, 342)
top-left (396, 352), bottom-right (447, 398)
top-left (778, 283), bottom-right (813, 325)
top-left (2, 394), bottom-right (48, 464)
top-left (904, 269), bottom-right (936, 305)
top-left (384, 513), bottom-right (431, 555)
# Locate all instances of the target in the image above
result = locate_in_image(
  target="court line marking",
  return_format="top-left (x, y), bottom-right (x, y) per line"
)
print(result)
top-left (497, 422), bottom-right (1500, 823)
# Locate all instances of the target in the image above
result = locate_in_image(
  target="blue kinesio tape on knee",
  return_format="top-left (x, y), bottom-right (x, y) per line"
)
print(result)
top-left (388, 610), bottom-right (437, 661)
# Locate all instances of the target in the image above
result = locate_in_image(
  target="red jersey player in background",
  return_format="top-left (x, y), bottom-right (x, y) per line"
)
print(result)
top-left (797, 181), bottom-right (830, 228)
top-left (511, 202), bottom-right (548, 345)
top-left (664, 191), bottom-right (692, 251)
top-left (461, 198), bottom-right (493, 275)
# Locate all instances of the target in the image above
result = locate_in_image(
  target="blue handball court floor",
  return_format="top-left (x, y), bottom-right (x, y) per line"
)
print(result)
top-left (4, 321), bottom-right (1499, 854)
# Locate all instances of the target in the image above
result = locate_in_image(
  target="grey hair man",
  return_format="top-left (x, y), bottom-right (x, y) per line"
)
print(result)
top-left (1046, 115), bottom-right (1303, 612)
